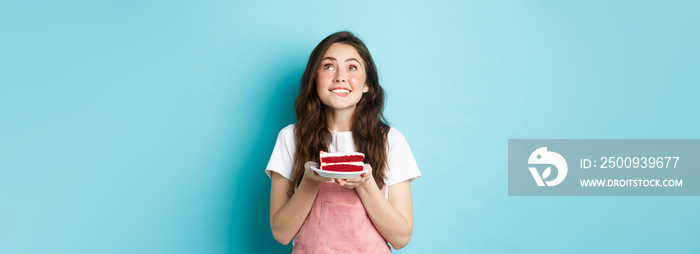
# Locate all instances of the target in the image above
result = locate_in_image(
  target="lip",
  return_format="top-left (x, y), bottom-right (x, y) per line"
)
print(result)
top-left (329, 87), bottom-right (352, 97)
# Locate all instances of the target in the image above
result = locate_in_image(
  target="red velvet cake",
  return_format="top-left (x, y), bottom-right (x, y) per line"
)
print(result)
top-left (319, 151), bottom-right (365, 172)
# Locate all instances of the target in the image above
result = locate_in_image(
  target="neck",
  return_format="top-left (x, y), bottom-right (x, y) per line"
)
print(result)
top-left (325, 106), bottom-right (355, 132)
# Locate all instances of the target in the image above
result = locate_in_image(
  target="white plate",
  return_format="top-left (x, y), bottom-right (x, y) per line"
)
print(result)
top-left (311, 163), bottom-right (368, 179)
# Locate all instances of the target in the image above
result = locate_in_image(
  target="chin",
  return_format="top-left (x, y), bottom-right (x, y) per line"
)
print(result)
top-left (327, 103), bottom-right (357, 111)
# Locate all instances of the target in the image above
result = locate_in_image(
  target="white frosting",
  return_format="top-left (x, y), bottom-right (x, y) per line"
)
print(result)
top-left (320, 151), bottom-right (364, 157)
top-left (320, 161), bottom-right (365, 166)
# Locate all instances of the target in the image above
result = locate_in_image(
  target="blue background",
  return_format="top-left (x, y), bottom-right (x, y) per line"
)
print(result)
top-left (1, 0), bottom-right (698, 253)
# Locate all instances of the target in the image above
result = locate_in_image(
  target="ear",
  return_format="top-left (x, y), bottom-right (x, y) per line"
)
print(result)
top-left (363, 83), bottom-right (369, 93)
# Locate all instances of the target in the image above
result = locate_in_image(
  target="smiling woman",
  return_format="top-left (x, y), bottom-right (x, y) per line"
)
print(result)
top-left (316, 43), bottom-right (370, 114)
top-left (265, 31), bottom-right (422, 252)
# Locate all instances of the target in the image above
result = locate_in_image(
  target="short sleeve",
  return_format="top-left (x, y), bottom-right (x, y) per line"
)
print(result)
top-left (384, 128), bottom-right (421, 186)
top-left (265, 124), bottom-right (296, 180)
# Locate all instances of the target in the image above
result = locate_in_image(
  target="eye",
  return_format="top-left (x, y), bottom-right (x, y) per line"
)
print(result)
top-left (348, 65), bottom-right (357, 71)
top-left (322, 64), bottom-right (334, 70)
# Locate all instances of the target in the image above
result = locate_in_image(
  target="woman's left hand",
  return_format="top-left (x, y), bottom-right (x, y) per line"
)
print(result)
top-left (335, 163), bottom-right (373, 189)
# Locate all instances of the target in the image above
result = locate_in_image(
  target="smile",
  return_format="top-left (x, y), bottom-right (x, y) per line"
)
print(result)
top-left (330, 88), bottom-right (351, 97)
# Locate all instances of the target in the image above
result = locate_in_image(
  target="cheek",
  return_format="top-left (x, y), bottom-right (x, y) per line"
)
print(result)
top-left (348, 74), bottom-right (367, 88)
top-left (315, 73), bottom-right (332, 90)
top-left (315, 81), bottom-right (326, 97)
top-left (316, 71), bottom-right (333, 81)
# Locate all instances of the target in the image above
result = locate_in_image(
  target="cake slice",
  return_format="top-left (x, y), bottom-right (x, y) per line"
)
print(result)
top-left (319, 151), bottom-right (365, 172)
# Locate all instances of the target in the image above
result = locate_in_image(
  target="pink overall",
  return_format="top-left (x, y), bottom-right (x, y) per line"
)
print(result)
top-left (293, 182), bottom-right (392, 253)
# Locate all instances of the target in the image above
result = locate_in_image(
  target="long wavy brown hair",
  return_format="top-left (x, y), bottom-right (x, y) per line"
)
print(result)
top-left (292, 31), bottom-right (390, 189)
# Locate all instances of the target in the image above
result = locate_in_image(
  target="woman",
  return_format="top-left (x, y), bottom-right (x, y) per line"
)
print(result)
top-left (266, 31), bottom-right (421, 252)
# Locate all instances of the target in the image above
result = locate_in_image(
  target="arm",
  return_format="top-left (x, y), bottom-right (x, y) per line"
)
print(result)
top-left (269, 162), bottom-right (332, 245)
top-left (339, 166), bottom-right (414, 250)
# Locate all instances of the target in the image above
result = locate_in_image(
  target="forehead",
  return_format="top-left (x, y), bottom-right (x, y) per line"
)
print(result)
top-left (323, 43), bottom-right (363, 61)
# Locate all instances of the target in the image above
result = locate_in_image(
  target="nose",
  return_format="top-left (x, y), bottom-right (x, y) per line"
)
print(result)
top-left (334, 70), bottom-right (346, 83)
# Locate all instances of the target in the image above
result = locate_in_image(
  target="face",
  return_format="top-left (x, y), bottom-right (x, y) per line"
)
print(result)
top-left (316, 43), bottom-right (369, 111)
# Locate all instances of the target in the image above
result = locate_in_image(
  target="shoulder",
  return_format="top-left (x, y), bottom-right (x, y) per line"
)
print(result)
top-left (278, 124), bottom-right (296, 139)
top-left (387, 126), bottom-right (408, 145)
top-left (384, 126), bottom-right (421, 186)
top-left (387, 126), bottom-right (404, 138)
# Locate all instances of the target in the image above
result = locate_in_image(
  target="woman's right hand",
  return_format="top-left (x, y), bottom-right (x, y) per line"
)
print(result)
top-left (303, 161), bottom-right (334, 184)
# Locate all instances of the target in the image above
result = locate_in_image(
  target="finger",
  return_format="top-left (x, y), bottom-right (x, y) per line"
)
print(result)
top-left (305, 161), bottom-right (315, 169)
top-left (339, 181), bottom-right (355, 187)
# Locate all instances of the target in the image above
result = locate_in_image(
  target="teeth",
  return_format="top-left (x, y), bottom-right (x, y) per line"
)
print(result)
top-left (331, 89), bottom-right (350, 94)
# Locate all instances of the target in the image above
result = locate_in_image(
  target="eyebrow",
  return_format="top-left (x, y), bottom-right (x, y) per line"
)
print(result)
top-left (322, 57), bottom-right (362, 64)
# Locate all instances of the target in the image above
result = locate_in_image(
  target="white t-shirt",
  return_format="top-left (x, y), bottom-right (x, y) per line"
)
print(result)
top-left (265, 124), bottom-right (421, 189)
